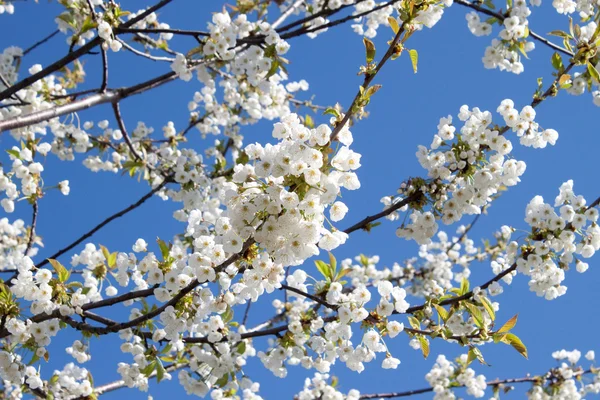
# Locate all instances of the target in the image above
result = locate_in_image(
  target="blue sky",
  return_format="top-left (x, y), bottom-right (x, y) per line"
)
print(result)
top-left (2, 0), bottom-right (599, 398)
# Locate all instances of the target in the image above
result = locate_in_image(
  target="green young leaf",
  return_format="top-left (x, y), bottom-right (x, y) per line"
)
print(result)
top-left (548, 30), bottom-right (571, 38)
top-left (236, 341), bottom-right (247, 354)
top-left (587, 62), bottom-right (600, 83)
top-left (99, 245), bottom-right (117, 268)
top-left (408, 49), bottom-right (418, 73)
top-left (100, 245), bottom-right (110, 263)
top-left (363, 37), bottom-right (376, 64)
top-left (505, 333), bottom-right (528, 359)
top-left (323, 107), bottom-right (341, 119)
top-left (222, 305), bottom-right (234, 323)
top-left (157, 238), bottom-right (170, 260)
top-left (418, 336), bottom-right (430, 359)
top-left (468, 346), bottom-right (488, 365)
top-left (156, 359), bottom-right (166, 383)
top-left (551, 52), bottom-right (563, 71)
top-left (388, 16), bottom-right (400, 34)
top-left (433, 303), bottom-right (448, 322)
top-left (48, 259), bottom-right (70, 283)
top-left (6, 149), bottom-right (20, 159)
top-left (215, 373), bottom-right (229, 388)
top-left (315, 260), bottom-right (332, 281)
top-left (305, 114), bottom-right (314, 128)
top-left (479, 296), bottom-right (495, 322)
top-left (460, 277), bottom-right (470, 295)
top-left (141, 360), bottom-right (157, 377)
top-left (408, 316), bottom-right (421, 330)
top-left (558, 73), bottom-right (571, 88)
top-left (365, 84), bottom-right (382, 99)
top-left (467, 347), bottom-right (477, 365)
top-left (335, 268), bottom-right (352, 281)
top-left (328, 252), bottom-right (337, 275)
top-left (497, 314), bottom-right (518, 333)
top-left (265, 59), bottom-right (280, 79)
top-left (465, 302), bottom-right (484, 329)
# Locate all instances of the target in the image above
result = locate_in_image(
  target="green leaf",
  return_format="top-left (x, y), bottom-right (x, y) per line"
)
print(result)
top-left (99, 245), bottom-right (117, 268)
top-left (465, 303), bottom-right (484, 329)
top-left (236, 341), bottom-right (247, 354)
top-left (335, 268), bottom-right (352, 281)
top-left (388, 16), bottom-right (399, 34)
top-left (408, 316), bottom-right (421, 330)
top-left (141, 360), bottom-right (157, 376)
top-left (460, 277), bottom-right (470, 295)
top-left (6, 149), bottom-right (20, 159)
top-left (468, 346), bottom-right (488, 365)
top-left (265, 59), bottom-right (280, 79)
top-left (328, 252), bottom-right (337, 275)
top-left (497, 314), bottom-right (518, 333)
top-left (433, 303), bottom-right (448, 322)
top-left (156, 359), bottom-right (166, 383)
top-left (304, 114), bottom-right (314, 129)
top-left (551, 52), bottom-right (563, 71)
top-left (222, 305), bottom-right (234, 323)
top-left (467, 347), bottom-right (477, 365)
top-left (186, 46), bottom-right (203, 58)
top-left (408, 49), bottom-right (418, 73)
top-left (587, 62), bottom-right (600, 83)
top-left (548, 30), bottom-right (571, 38)
top-left (215, 373), bottom-right (229, 388)
top-left (365, 84), bottom-right (382, 99)
top-left (483, 0), bottom-right (496, 8)
top-left (363, 37), bottom-right (376, 64)
top-left (315, 260), bottom-right (331, 281)
top-left (505, 333), bottom-right (528, 359)
top-left (479, 296), bottom-right (495, 322)
top-left (48, 259), bottom-right (70, 283)
top-left (323, 107), bottom-right (341, 119)
top-left (80, 15), bottom-right (97, 34)
top-left (157, 238), bottom-right (170, 260)
top-left (418, 336), bottom-right (430, 359)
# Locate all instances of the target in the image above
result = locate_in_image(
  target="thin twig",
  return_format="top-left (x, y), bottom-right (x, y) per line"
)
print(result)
top-left (22, 30), bottom-right (60, 56)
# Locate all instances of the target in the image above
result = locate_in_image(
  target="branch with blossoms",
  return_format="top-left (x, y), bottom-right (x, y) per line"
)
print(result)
top-left (1, 0), bottom-right (600, 398)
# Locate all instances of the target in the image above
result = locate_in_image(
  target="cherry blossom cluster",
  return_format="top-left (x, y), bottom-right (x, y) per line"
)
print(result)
top-left (0, 1), bottom-right (15, 15)
top-left (562, 20), bottom-right (600, 107)
top-left (55, 0), bottom-right (106, 47)
top-left (426, 354), bottom-right (487, 399)
top-left (172, 12), bottom-right (307, 139)
top-left (0, 217), bottom-right (38, 269)
top-left (551, 0), bottom-right (598, 17)
top-left (527, 349), bottom-right (599, 398)
top-left (395, 100), bottom-right (555, 245)
top-left (344, 226), bottom-right (497, 299)
top-left (465, 0), bottom-right (536, 74)
top-left (485, 181), bottom-right (599, 300)
top-left (184, 113), bottom-right (359, 266)
top-left (0, 46), bottom-right (20, 91)
top-left (295, 373), bottom-right (361, 400)
top-left (258, 261), bottom-right (409, 377)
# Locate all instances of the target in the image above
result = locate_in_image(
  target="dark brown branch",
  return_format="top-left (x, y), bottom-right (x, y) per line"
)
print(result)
top-left (453, 0), bottom-right (573, 57)
top-left (0, 0), bottom-right (174, 102)
top-left (358, 369), bottom-right (592, 399)
top-left (34, 179), bottom-right (170, 270)
top-left (22, 30), bottom-right (60, 56)
top-left (112, 102), bottom-right (143, 162)
top-left (52, 240), bottom-right (255, 336)
top-left (343, 195), bottom-right (415, 235)
top-left (25, 201), bottom-right (38, 255)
